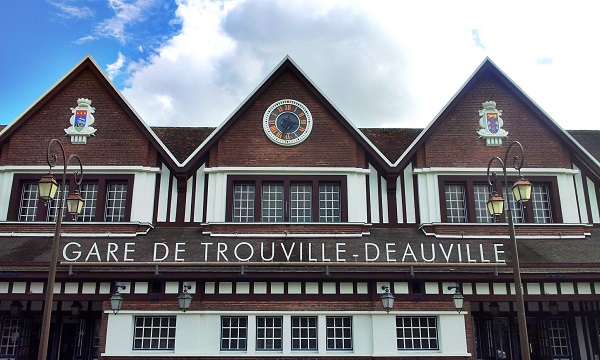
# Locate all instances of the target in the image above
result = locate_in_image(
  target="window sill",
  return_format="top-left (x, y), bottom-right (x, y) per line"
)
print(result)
top-left (200, 222), bottom-right (371, 237)
top-left (0, 221), bottom-right (153, 237)
top-left (420, 222), bottom-right (591, 239)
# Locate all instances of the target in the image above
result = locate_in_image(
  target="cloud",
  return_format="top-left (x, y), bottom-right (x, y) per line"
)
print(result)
top-left (94, 0), bottom-right (157, 44)
top-left (472, 29), bottom-right (485, 49)
top-left (106, 52), bottom-right (127, 79)
top-left (48, 1), bottom-right (95, 19)
top-left (121, 0), bottom-right (416, 128)
top-left (118, 0), bottom-right (600, 130)
top-left (75, 35), bottom-right (96, 44)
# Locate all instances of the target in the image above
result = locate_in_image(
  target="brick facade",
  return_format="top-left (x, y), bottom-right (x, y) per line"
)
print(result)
top-left (419, 75), bottom-right (572, 169)
top-left (210, 70), bottom-right (366, 168)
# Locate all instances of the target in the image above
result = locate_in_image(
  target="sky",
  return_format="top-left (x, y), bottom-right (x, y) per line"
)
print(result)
top-left (1, 0), bottom-right (599, 130)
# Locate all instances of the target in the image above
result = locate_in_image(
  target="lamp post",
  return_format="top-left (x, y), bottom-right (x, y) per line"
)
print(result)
top-left (178, 284), bottom-right (193, 312)
top-left (447, 283), bottom-right (464, 313)
top-left (110, 283), bottom-right (127, 314)
top-left (486, 141), bottom-right (532, 360)
top-left (380, 285), bottom-right (395, 313)
top-left (37, 139), bottom-right (84, 360)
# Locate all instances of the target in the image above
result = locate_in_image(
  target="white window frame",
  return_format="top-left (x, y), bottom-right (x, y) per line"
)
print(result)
top-left (132, 316), bottom-right (176, 350)
top-left (291, 316), bottom-right (318, 350)
top-left (326, 316), bottom-right (353, 350)
top-left (256, 316), bottom-right (283, 351)
top-left (220, 316), bottom-right (248, 351)
top-left (395, 316), bottom-right (439, 350)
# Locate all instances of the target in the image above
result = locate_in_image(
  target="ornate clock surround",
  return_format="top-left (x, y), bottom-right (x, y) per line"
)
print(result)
top-left (262, 99), bottom-right (313, 146)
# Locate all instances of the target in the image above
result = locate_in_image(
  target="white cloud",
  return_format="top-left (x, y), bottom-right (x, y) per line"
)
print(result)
top-left (95, 0), bottom-right (157, 44)
top-left (120, 0), bottom-right (600, 130)
top-left (48, 1), bottom-right (95, 19)
top-left (106, 52), bottom-right (127, 79)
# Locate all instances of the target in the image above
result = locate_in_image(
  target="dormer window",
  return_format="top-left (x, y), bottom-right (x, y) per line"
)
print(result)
top-left (440, 176), bottom-right (559, 224)
top-left (12, 175), bottom-right (132, 222)
top-left (227, 176), bottom-right (346, 223)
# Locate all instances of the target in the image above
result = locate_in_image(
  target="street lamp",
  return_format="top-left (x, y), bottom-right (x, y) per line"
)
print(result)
top-left (37, 139), bottom-right (84, 360)
top-left (178, 284), bottom-right (193, 312)
top-left (447, 283), bottom-right (464, 313)
top-left (486, 141), bottom-right (532, 360)
top-left (380, 285), bottom-right (395, 313)
top-left (110, 283), bottom-right (127, 314)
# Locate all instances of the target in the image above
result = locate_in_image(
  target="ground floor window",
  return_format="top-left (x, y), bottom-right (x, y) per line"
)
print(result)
top-left (0, 317), bottom-right (31, 357)
top-left (133, 316), bottom-right (176, 350)
top-left (221, 316), bottom-right (248, 350)
top-left (326, 316), bottom-right (352, 350)
top-left (396, 316), bottom-right (438, 350)
top-left (256, 316), bottom-right (282, 350)
top-left (291, 316), bottom-right (318, 350)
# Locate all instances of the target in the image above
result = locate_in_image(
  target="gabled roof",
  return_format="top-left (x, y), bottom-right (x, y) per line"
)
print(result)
top-left (0, 56), bottom-right (183, 171)
top-left (152, 127), bottom-right (214, 163)
top-left (179, 56), bottom-right (395, 174)
top-left (392, 58), bottom-right (600, 178)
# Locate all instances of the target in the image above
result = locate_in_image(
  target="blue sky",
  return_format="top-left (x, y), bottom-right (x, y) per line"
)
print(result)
top-left (1, 0), bottom-right (599, 130)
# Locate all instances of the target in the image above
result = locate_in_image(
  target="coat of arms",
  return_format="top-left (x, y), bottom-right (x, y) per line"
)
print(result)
top-left (477, 101), bottom-right (508, 146)
top-left (65, 98), bottom-right (97, 144)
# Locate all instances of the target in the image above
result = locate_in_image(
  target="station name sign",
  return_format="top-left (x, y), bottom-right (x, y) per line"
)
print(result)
top-left (61, 239), bottom-right (507, 264)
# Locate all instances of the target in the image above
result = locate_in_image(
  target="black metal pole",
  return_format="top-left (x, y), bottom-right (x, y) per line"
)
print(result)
top-left (487, 141), bottom-right (530, 360)
top-left (38, 139), bottom-right (82, 360)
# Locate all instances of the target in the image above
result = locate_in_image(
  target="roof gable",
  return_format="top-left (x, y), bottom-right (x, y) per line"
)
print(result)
top-left (180, 56), bottom-right (393, 173)
top-left (394, 58), bottom-right (600, 176)
top-left (0, 56), bottom-right (181, 170)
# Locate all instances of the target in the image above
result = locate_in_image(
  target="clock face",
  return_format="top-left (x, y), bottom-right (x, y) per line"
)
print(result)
top-left (263, 99), bottom-right (313, 146)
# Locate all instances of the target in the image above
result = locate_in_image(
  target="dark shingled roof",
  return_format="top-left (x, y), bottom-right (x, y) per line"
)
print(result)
top-left (359, 128), bottom-right (423, 162)
top-left (148, 128), bottom-right (600, 166)
top-left (152, 127), bottom-right (215, 163)
top-left (568, 130), bottom-right (600, 163)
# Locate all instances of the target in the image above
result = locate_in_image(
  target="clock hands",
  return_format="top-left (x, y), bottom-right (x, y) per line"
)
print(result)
top-left (279, 114), bottom-right (299, 131)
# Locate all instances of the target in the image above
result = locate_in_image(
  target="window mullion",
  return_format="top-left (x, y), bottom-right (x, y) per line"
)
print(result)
top-left (312, 180), bottom-right (318, 222)
top-left (284, 180), bottom-right (290, 221)
top-left (255, 180), bottom-right (262, 222)
top-left (465, 181), bottom-right (475, 223)
top-left (95, 180), bottom-right (107, 222)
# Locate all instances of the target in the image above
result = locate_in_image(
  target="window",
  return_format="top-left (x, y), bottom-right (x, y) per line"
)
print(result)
top-left (440, 177), bottom-right (560, 224)
top-left (78, 183), bottom-right (99, 221)
top-left (291, 316), bottom-right (317, 350)
top-left (221, 316), bottom-right (247, 350)
top-left (396, 316), bottom-right (438, 350)
top-left (444, 184), bottom-right (467, 223)
top-left (256, 316), bottom-right (282, 351)
top-left (262, 183), bottom-right (284, 222)
top-left (326, 316), bottom-right (352, 350)
top-left (0, 318), bottom-right (31, 356)
top-left (105, 182), bottom-right (127, 222)
top-left (133, 316), bottom-right (176, 350)
top-left (227, 176), bottom-right (346, 223)
top-left (504, 185), bottom-right (525, 223)
top-left (291, 183), bottom-right (312, 222)
top-left (12, 175), bottom-right (132, 222)
top-left (18, 182), bottom-right (40, 221)
top-left (546, 319), bottom-right (570, 357)
top-left (319, 184), bottom-right (341, 222)
top-left (531, 184), bottom-right (552, 223)
top-left (233, 184), bottom-right (255, 222)
top-left (473, 184), bottom-right (492, 223)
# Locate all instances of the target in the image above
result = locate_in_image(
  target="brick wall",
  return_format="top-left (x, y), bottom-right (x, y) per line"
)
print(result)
top-left (209, 70), bottom-right (365, 168)
top-left (2, 68), bottom-right (158, 167)
top-left (418, 74), bottom-right (571, 169)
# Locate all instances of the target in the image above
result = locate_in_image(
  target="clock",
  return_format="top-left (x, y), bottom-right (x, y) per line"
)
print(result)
top-left (263, 99), bottom-right (313, 146)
